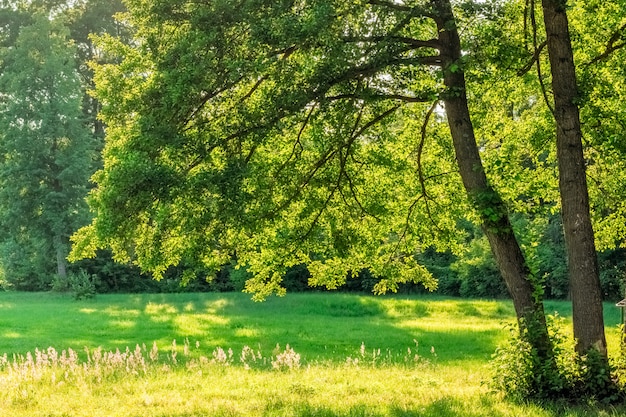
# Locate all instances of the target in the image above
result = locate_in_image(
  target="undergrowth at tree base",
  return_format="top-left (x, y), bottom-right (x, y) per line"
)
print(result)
top-left (491, 315), bottom-right (623, 404)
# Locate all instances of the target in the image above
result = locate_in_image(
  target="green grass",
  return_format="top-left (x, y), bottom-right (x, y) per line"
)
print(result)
top-left (0, 291), bottom-right (625, 416)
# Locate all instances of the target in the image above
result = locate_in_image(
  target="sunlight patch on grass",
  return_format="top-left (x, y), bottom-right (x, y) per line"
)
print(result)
top-left (110, 319), bottom-right (136, 330)
top-left (234, 327), bottom-right (260, 338)
top-left (172, 316), bottom-right (207, 337)
top-left (204, 298), bottom-right (231, 313)
top-left (110, 339), bottom-right (133, 346)
top-left (144, 302), bottom-right (178, 316)
top-left (103, 306), bottom-right (141, 318)
top-left (396, 317), bottom-right (506, 332)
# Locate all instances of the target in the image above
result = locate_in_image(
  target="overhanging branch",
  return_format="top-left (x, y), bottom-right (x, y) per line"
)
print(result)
top-left (585, 22), bottom-right (626, 66)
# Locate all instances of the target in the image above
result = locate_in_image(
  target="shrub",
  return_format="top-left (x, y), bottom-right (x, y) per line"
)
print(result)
top-left (71, 249), bottom-right (156, 293)
top-left (227, 265), bottom-right (251, 292)
top-left (491, 315), bottom-right (620, 403)
top-left (52, 270), bottom-right (98, 299)
top-left (69, 270), bottom-right (98, 300)
top-left (451, 238), bottom-right (509, 299)
top-left (491, 317), bottom-right (566, 401)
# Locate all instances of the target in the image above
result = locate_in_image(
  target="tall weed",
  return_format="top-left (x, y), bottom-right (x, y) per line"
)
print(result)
top-left (0, 339), bottom-right (430, 389)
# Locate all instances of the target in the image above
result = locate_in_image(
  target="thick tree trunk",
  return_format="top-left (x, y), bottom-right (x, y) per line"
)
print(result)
top-left (432, 0), bottom-right (553, 358)
top-left (541, 0), bottom-right (607, 356)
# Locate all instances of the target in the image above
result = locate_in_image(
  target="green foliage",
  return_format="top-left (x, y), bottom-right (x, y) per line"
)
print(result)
top-left (450, 235), bottom-right (509, 298)
top-left (68, 0), bottom-right (626, 304)
top-left (226, 265), bottom-right (252, 292)
top-left (70, 0), bottom-right (473, 298)
top-left (418, 249), bottom-right (461, 296)
top-left (598, 250), bottom-right (626, 302)
top-left (52, 269), bottom-right (98, 300)
top-left (491, 316), bottom-right (569, 401)
top-left (571, 348), bottom-right (620, 404)
top-left (611, 330), bottom-right (626, 391)
top-left (68, 270), bottom-right (98, 300)
top-left (0, 14), bottom-right (95, 289)
top-left (492, 315), bottom-right (621, 403)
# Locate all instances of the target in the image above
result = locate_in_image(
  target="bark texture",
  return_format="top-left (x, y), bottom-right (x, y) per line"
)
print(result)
top-left (541, 0), bottom-right (607, 356)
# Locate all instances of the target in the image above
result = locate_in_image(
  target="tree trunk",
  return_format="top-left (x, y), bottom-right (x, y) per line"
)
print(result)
top-left (541, 0), bottom-right (607, 356)
top-left (432, 0), bottom-right (553, 358)
top-left (54, 233), bottom-right (67, 278)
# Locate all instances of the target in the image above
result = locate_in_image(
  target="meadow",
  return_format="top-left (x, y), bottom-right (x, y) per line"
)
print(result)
top-left (0, 291), bottom-right (625, 416)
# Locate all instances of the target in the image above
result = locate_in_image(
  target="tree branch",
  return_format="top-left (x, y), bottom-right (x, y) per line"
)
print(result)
top-left (528, 0), bottom-right (554, 116)
top-left (585, 22), bottom-right (626, 66)
top-left (416, 100), bottom-right (442, 232)
top-left (516, 40), bottom-right (547, 76)
top-left (322, 56), bottom-right (443, 92)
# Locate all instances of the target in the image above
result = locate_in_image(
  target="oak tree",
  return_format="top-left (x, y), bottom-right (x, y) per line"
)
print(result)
top-left (71, 0), bottom-right (558, 381)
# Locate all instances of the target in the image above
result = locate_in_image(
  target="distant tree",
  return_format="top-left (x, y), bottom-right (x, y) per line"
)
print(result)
top-left (0, 15), bottom-right (94, 289)
top-left (64, 0), bottom-right (128, 140)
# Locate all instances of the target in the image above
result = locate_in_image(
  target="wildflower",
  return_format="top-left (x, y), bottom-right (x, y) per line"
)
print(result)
top-left (149, 341), bottom-right (159, 362)
top-left (212, 347), bottom-right (230, 365)
top-left (272, 344), bottom-right (301, 370)
top-left (170, 340), bottom-right (178, 364)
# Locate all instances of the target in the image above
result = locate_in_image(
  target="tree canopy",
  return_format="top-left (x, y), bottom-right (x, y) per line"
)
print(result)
top-left (72, 0), bottom-right (482, 298)
top-left (70, 0), bottom-right (626, 302)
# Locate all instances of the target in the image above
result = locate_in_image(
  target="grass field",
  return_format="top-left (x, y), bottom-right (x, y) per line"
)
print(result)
top-left (0, 291), bottom-right (625, 416)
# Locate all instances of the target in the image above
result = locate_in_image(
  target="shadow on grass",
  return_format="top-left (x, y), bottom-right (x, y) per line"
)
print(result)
top-left (150, 398), bottom-right (626, 417)
top-left (268, 398), bottom-right (626, 417)
top-left (0, 292), bottom-right (528, 363)
top-left (123, 293), bottom-right (507, 364)
top-left (0, 292), bottom-right (620, 366)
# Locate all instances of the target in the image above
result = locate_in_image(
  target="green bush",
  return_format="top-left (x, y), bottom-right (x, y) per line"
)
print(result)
top-left (491, 317), bottom-right (566, 401)
top-left (50, 274), bottom-right (71, 293)
top-left (52, 270), bottom-right (98, 300)
top-left (69, 270), bottom-right (98, 300)
top-left (492, 315), bottom-right (620, 403)
top-left (228, 266), bottom-right (251, 292)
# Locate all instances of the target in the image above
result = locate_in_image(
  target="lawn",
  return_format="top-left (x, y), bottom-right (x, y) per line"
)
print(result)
top-left (0, 291), bottom-right (624, 416)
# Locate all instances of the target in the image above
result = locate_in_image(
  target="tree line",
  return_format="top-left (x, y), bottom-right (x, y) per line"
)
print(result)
top-left (0, 0), bottom-right (124, 289)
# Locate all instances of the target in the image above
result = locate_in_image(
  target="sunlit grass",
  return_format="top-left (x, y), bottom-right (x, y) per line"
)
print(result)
top-left (0, 291), bottom-right (625, 416)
